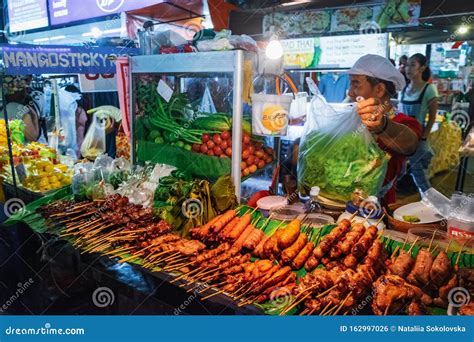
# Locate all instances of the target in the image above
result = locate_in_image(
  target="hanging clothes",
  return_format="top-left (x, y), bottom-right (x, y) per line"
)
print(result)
top-left (318, 73), bottom-right (350, 102)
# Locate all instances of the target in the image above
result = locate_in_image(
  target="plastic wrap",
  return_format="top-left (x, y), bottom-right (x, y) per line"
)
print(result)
top-left (297, 93), bottom-right (388, 202)
top-left (80, 114), bottom-right (106, 160)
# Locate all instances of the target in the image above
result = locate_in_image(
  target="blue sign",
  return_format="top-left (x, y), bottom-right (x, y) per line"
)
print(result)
top-left (0, 44), bottom-right (139, 75)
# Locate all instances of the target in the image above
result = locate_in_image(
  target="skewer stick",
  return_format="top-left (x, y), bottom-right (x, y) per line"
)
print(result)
top-left (315, 285), bottom-right (337, 298)
top-left (455, 239), bottom-right (470, 266)
top-left (375, 213), bottom-right (386, 227)
top-left (323, 305), bottom-right (338, 316)
top-left (280, 285), bottom-right (320, 315)
top-left (407, 237), bottom-right (419, 254)
top-left (428, 229), bottom-right (437, 251)
top-left (200, 289), bottom-right (225, 301)
top-left (362, 209), bottom-right (375, 224)
top-left (332, 291), bottom-right (353, 316)
top-left (445, 238), bottom-right (453, 253)
top-left (401, 235), bottom-right (409, 250)
top-left (390, 245), bottom-right (401, 260)
top-left (383, 299), bottom-right (392, 316)
top-left (318, 301), bottom-right (333, 316)
top-left (349, 211), bottom-right (358, 221)
top-left (260, 214), bottom-right (274, 231)
top-left (299, 308), bottom-right (310, 316)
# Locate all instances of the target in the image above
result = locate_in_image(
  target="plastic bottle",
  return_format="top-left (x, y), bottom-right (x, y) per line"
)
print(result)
top-left (308, 186), bottom-right (322, 213)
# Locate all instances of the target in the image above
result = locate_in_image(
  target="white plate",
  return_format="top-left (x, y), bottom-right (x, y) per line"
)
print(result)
top-left (393, 201), bottom-right (443, 224)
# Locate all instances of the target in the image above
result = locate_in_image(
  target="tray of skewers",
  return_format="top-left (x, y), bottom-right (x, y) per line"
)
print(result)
top-left (35, 197), bottom-right (474, 316)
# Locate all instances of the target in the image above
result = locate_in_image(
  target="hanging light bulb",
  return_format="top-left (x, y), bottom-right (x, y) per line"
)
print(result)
top-left (265, 39), bottom-right (283, 60)
top-left (457, 25), bottom-right (469, 35)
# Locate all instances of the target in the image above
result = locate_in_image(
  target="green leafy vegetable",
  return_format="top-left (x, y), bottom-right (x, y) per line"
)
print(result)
top-left (298, 132), bottom-right (388, 202)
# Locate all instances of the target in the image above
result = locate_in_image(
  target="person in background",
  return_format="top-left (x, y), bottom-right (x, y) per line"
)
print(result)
top-left (399, 53), bottom-right (438, 196)
top-left (319, 72), bottom-right (350, 102)
top-left (347, 54), bottom-right (422, 204)
top-left (63, 85), bottom-right (88, 158)
top-left (399, 55), bottom-right (409, 84)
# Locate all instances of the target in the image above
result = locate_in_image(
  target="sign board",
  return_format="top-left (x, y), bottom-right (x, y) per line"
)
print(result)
top-left (0, 44), bottom-right (139, 75)
top-left (7, 0), bottom-right (49, 32)
top-left (319, 33), bottom-right (388, 68)
top-left (282, 33), bottom-right (387, 69)
top-left (79, 73), bottom-right (117, 92)
top-left (49, 0), bottom-right (153, 26)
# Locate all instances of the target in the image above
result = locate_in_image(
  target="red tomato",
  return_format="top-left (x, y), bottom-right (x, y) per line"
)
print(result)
top-left (248, 145), bottom-right (255, 155)
top-left (225, 147), bottom-right (232, 157)
top-left (192, 144), bottom-right (201, 152)
top-left (257, 160), bottom-right (265, 169)
top-left (242, 134), bottom-right (250, 145)
top-left (213, 146), bottom-right (223, 156)
top-left (255, 150), bottom-right (264, 158)
top-left (246, 155), bottom-right (255, 165)
top-left (240, 161), bottom-right (247, 170)
top-left (206, 140), bottom-right (215, 149)
top-left (213, 134), bottom-right (222, 144)
top-left (249, 164), bottom-right (257, 173)
top-left (242, 149), bottom-right (250, 160)
top-left (200, 145), bottom-right (208, 153)
top-left (202, 134), bottom-right (210, 143)
top-left (207, 150), bottom-right (215, 156)
top-left (227, 139), bottom-right (232, 147)
top-left (265, 155), bottom-right (273, 163)
top-left (221, 131), bottom-right (230, 140)
top-left (255, 142), bottom-right (264, 149)
top-left (220, 140), bottom-right (228, 149)
top-left (254, 157), bottom-right (261, 165)
top-left (243, 168), bottom-right (250, 176)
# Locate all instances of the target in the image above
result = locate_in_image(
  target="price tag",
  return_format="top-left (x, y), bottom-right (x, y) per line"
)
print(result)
top-left (156, 79), bottom-right (173, 103)
top-left (15, 163), bottom-right (27, 183)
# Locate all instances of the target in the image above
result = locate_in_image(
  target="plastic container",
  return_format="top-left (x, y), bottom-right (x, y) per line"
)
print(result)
top-left (256, 195), bottom-right (288, 217)
top-left (271, 204), bottom-right (305, 221)
top-left (298, 213), bottom-right (335, 227)
top-left (447, 193), bottom-right (474, 238)
top-left (251, 93), bottom-right (292, 136)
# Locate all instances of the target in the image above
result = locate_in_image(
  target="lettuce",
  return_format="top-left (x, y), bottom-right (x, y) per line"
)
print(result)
top-left (298, 132), bottom-right (388, 202)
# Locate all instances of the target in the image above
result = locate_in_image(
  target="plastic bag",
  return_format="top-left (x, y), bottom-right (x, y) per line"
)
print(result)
top-left (199, 84), bottom-right (217, 113)
top-left (297, 92), bottom-right (388, 202)
top-left (80, 113), bottom-right (106, 160)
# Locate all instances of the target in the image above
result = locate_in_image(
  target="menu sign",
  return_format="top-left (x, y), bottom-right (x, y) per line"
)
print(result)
top-left (282, 33), bottom-right (387, 69)
top-left (49, 0), bottom-right (154, 26)
top-left (7, 0), bottom-right (49, 32)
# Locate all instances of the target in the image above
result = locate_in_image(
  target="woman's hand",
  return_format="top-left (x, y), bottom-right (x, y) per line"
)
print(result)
top-left (356, 98), bottom-right (390, 133)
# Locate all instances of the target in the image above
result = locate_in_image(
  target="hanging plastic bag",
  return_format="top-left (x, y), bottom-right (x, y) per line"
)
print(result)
top-left (80, 113), bottom-right (106, 160)
top-left (297, 91), bottom-right (388, 202)
top-left (199, 84), bottom-right (216, 113)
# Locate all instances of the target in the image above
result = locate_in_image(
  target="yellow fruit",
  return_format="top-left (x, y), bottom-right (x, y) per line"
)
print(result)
top-left (44, 164), bottom-right (54, 172)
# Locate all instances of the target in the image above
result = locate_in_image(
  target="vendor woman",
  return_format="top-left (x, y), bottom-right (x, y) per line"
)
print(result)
top-left (347, 54), bottom-right (422, 204)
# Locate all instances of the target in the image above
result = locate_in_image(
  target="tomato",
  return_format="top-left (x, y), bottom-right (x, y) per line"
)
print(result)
top-left (243, 167), bottom-right (250, 176)
top-left (213, 146), bottom-right (223, 156)
top-left (192, 144), bottom-right (201, 152)
top-left (248, 145), bottom-right (255, 155)
top-left (249, 164), bottom-right (257, 173)
top-left (255, 150), bottom-right (264, 158)
top-left (213, 134), bottom-right (222, 144)
top-left (225, 147), bottom-right (232, 157)
top-left (202, 134), bottom-right (210, 143)
top-left (206, 140), bottom-right (215, 149)
top-left (220, 140), bottom-right (228, 149)
top-left (242, 133), bottom-right (250, 145)
top-left (257, 160), bottom-right (265, 169)
top-left (246, 155), bottom-right (255, 165)
top-left (221, 131), bottom-right (230, 140)
top-left (227, 139), bottom-right (232, 147)
top-left (254, 157), bottom-right (261, 165)
top-left (200, 145), bottom-right (208, 153)
top-left (220, 154), bottom-right (227, 158)
top-left (242, 149), bottom-right (250, 160)
top-left (240, 161), bottom-right (247, 170)
top-left (207, 150), bottom-right (215, 156)
top-left (265, 155), bottom-right (273, 163)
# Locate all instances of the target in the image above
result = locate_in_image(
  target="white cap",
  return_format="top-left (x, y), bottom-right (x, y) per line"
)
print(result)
top-left (347, 54), bottom-right (406, 91)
